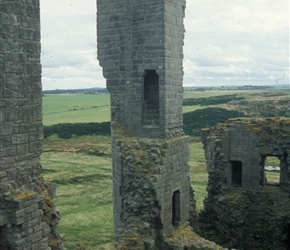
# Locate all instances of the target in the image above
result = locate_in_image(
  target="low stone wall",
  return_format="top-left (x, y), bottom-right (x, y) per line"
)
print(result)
top-left (117, 222), bottom-right (229, 250)
top-left (164, 222), bottom-right (229, 250)
top-left (0, 178), bottom-right (62, 250)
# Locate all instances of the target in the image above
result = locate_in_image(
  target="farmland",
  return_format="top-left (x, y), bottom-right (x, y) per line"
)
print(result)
top-left (41, 89), bottom-right (289, 249)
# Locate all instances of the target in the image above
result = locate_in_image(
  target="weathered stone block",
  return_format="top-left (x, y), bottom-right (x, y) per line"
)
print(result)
top-left (11, 134), bottom-right (29, 145)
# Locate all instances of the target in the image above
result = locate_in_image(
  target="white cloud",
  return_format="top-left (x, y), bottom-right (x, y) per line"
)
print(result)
top-left (183, 0), bottom-right (289, 86)
top-left (40, 0), bottom-right (289, 90)
top-left (40, 0), bottom-right (103, 90)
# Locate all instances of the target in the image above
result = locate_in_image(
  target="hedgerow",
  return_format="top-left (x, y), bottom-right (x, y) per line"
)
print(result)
top-left (43, 122), bottom-right (111, 139)
top-left (43, 108), bottom-right (245, 139)
top-left (183, 107), bottom-right (245, 136)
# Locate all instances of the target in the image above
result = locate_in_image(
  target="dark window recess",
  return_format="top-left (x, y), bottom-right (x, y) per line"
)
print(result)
top-left (172, 190), bottom-right (181, 226)
top-left (231, 161), bottom-right (242, 187)
top-left (287, 223), bottom-right (290, 250)
top-left (143, 70), bottom-right (159, 126)
top-left (0, 227), bottom-right (9, 250)
top-left (260, 156), bottom-right (266, 186)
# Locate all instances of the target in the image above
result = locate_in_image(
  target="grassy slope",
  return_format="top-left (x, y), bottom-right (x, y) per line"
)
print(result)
top-left (189, 138), bottom-right (208, 210)
top-left (42, 136), bottom-right (114, 250)
top-left (41, 136), bottom-right (208, 249)
top-left (183, 90), bottom-right (290, 117)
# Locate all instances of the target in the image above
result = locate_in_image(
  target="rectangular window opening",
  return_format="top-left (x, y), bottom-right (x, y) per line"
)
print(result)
top-left (172, 190), bottom-right (181, 226)
top-left (263, 155), bottom-right (280, 187)
top-left (142, 70), bottom-right (159, 126)
top-left (231, 161), bottom-right (242, 187)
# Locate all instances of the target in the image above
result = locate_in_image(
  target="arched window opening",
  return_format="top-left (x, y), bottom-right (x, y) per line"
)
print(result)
top-left (231, 161), bottom-right (242, 187)
top-left (172, 190), bottom-right (181, 226)
top-left (143, 70), bottom-right (159, 126)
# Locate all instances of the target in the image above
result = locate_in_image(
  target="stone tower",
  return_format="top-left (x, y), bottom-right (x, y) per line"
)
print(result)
top-left (0, 1), bottom-right (63, 249)
top-left (200, 118), bottom-right (290, 250)
top-left (97, 0), bottom-right (191, 248)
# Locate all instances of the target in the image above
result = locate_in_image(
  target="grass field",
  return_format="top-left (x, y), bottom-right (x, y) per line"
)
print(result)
top-left (43, 90), bottom-right (290, 126)
top-left (43, 94), bottom-right (110, 125)
top-left (41, 90), bottom-right (287, 249)
top-left (41, 135), bottom-right (208, 250)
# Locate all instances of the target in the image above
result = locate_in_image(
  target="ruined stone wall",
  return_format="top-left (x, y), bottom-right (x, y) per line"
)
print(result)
top-left (200, 118), bottom-right (290, 250)
top-left (0, 1), bottom-right (63, 249)
top-left (112, 136), bottom-right (190, 245)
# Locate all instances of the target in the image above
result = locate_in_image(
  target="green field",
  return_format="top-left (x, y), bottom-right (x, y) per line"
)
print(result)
top-left (41, 90), bottom-right (288, 249)
top-left (43, 94), bottom-right (111, 125)
top-left (43, 90), bottom-right (290, 126)
top-left (41, 135), bottom-right (207, 250)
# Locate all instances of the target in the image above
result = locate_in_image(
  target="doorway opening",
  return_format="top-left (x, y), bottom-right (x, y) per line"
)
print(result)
top-left (172, 190), bottom-right (181, 226)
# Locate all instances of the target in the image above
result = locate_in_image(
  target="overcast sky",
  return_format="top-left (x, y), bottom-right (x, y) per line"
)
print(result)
top-left (40, 0), bottom-right (289, 90)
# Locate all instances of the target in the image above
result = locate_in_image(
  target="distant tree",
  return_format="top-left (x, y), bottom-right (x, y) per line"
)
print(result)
top-left (58, 132), bottom-right (73, 139)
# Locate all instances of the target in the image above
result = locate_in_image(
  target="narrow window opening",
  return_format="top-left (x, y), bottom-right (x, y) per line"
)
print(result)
top-left (143, 70), bottom-right (159, 126)
top-left (260, 156), bottom-right (266, 186)
top-left (172, 190), bottom-right (181, 226)
top-left (231, 161), bottom-right (242, 187)
top-left (287, 223), bottom-right (290, 250)
top-left (263, 156), bottom-right (280, 186)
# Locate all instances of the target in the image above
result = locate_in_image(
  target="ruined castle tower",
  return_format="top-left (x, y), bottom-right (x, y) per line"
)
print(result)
top-left (200, 118), bottom-right (290, 250)
top-left (0, 1), bottom-right (63, 249)
top-left (97, 0), bottom-right (191, 248)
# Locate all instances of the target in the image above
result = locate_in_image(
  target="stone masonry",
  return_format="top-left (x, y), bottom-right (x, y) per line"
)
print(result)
top-left (200, 118), bottom-right (290, 250)
top-left (3, 0), bottom-right (282, 249)
top-left (97, 1), bottom-right (229, 249)
top-left (97, 0), bottom-right (193, 248)
top-left (0, 1), bottom-right (63, 249)
top-left (97, 0), bottom-right (185, 139)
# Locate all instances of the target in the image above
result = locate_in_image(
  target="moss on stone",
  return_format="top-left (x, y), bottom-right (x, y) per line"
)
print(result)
top-left (165, 222), bottom-right (225, 249)
top-left (10, 191), bottom-right (36, 200)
